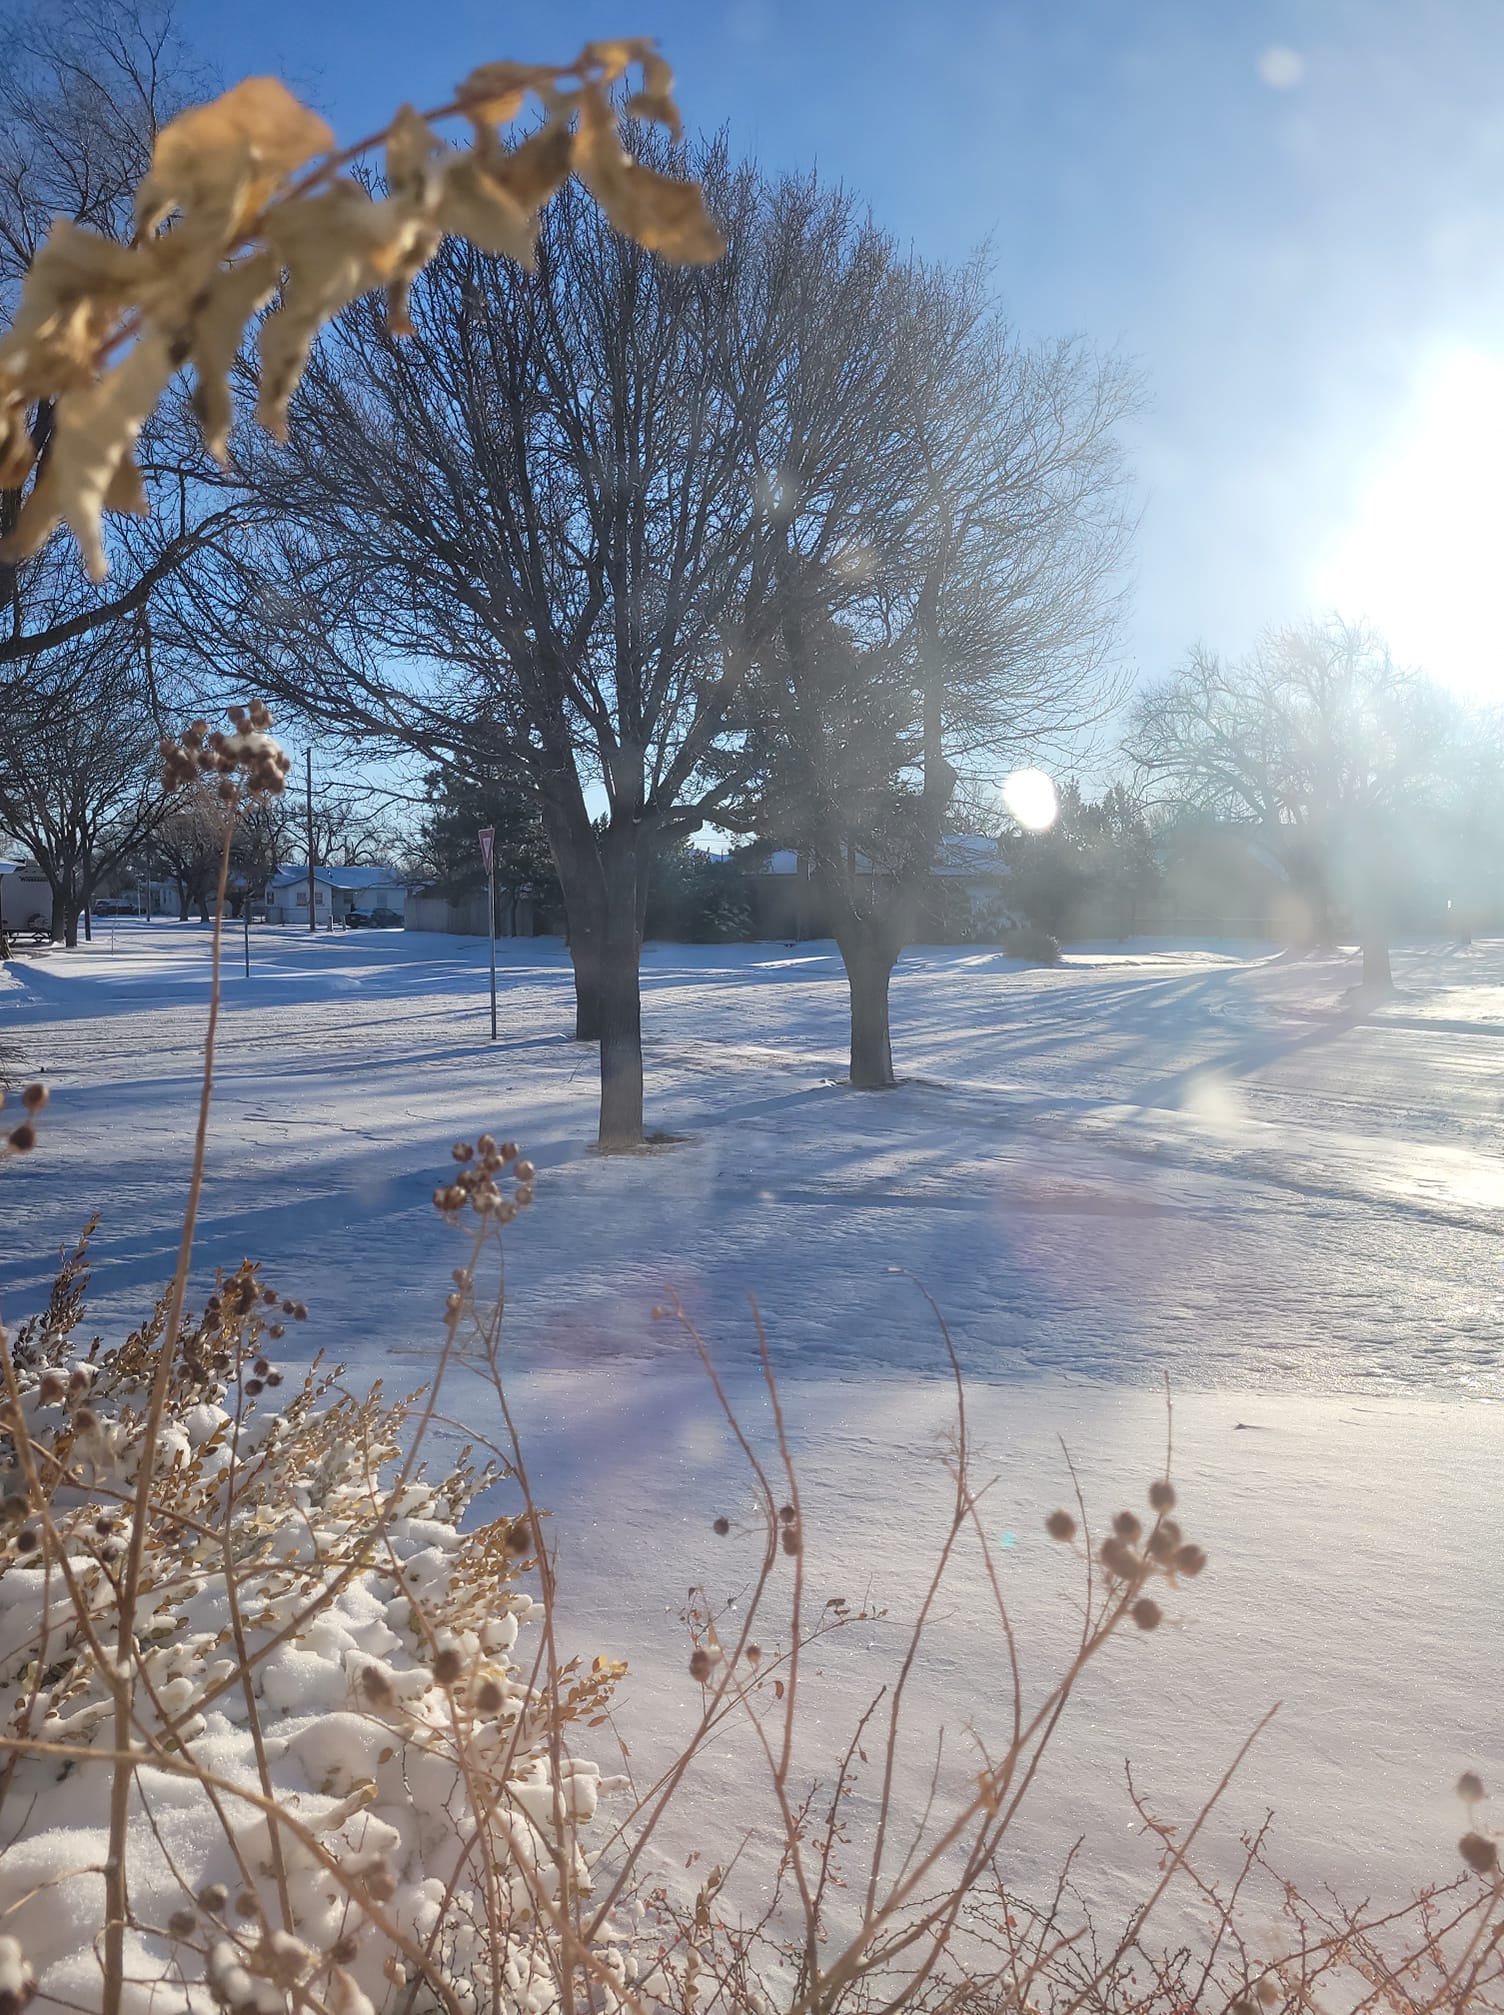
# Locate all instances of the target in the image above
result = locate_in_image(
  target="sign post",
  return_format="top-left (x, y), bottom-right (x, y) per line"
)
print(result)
top-left (305, 749), bottom-right (317, 934)
top-left (479, 827), bottom-right (497, 1041)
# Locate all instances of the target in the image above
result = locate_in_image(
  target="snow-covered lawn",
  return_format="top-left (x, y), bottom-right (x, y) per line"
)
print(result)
top-left (7, 924), bottom-right (1504, 1391)
top-left (2, 922), bottom-right (1501, 1938)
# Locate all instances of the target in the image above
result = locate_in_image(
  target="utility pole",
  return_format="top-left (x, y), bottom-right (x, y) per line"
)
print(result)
top-left (304, 748), bottom-right (316, 933)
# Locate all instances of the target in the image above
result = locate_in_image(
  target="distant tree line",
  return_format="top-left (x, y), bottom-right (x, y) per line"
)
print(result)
top-left (1129, 615), bottom-right (1504, 987)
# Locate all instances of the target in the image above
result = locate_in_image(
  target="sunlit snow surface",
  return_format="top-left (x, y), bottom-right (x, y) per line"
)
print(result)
top-left (5, 925), bottom-right (1503, 1394)
top-left (2, 925), bottom-right (1500, 1934)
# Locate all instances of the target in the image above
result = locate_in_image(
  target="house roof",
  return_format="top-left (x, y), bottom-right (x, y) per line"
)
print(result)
top-left (762, 838), bottom-right (1010, 879)
top-left (933, 836), bottom-right (1010, 879)
top-left (268, 864), bottom-right (405, 891)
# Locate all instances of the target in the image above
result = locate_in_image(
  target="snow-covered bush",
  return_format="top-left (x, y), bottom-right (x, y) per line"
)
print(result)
top-left (5, 1157), bottom-right (1503, 2015)
top-left (0, 1217), bottom-right (629, 2015)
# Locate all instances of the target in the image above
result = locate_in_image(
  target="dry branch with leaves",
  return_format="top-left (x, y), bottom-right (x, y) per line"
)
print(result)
top-left (0, 40), bottom-right (722, 579)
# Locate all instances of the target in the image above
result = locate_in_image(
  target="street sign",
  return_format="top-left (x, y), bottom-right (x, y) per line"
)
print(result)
top-left (479, 828), bottom-right (497, 1040)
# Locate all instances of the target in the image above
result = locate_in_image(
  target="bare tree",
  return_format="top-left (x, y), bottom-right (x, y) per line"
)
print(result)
top-left (137, 774), bottom-right (391, 917)
top-left (1129, 615), bottom-right (1459, 987)
top-left (728, 269), bottom-right (1136, 1084)
top-left (0, 1), bottom-right (244, 696)
top-left (190, 156), bottom-right (921, 1146)
top-left (0, 8), bottom-right (224, 956)
top-left (148, 775), bottom-right (234, 919)
top-left (0, 637), bottom-right (168, 943)
top-left (298, 780), bottom-right (408, 869)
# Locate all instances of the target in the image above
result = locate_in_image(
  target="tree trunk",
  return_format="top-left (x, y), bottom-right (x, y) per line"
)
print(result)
top-left (44, 868), bottom-right (66, 943)
top-left (539, 798), bottom-right (607, 1040)
top-left (1362, 939), bottom-right (1392, 990)
top-left (596, 833), bottom-right (646, 1150)
top-left (177, 884), bottom-right (191, 922)
top-left (563, 900), bottom-right (605, 1040)
top-left (840, 934), bottom-right (898, 1088)
top-left (62, 905), bottom-right (80, 949)
top-left (596, 919), bottom-right (645, 1149)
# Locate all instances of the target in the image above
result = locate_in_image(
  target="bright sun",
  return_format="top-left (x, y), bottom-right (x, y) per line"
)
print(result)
top-left (1314, 346), bottom-right (1504, 701)
top-left (1002, 768), bottom-right (1058, 832)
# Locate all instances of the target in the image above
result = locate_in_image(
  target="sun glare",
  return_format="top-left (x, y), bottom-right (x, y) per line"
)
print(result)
top-left (1314, 346), bottom-right (1504, 700)
top-left (1002, 767), bottom-right (1059, 832)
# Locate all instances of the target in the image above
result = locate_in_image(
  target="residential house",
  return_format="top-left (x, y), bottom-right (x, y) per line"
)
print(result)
top-left (264, 864), bottom-right (409, 926)
top-left (749, 837), bottom-right (1017, 941)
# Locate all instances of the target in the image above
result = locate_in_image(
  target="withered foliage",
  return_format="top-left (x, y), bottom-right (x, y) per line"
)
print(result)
top-left (0, 40), bottom-right (722, 581)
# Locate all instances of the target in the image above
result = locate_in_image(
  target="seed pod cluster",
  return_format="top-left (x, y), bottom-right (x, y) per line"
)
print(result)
top-left (176, 1261), bottom-right (300, 1397)
top-left (2, 1084), bottom-right (47, 1158)
top-left (160, 700), bottom-right (291, 799)
top-left (433, 1135), bottom-right (534, 1224)
top-left (1045, 1474), bottom-right (1210, 1636)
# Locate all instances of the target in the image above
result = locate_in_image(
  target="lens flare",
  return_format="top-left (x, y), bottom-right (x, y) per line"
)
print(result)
top-left (1257, 45), bottom-right (1304, 88)
top-left (1002, 768), bottom-right (1058, 833)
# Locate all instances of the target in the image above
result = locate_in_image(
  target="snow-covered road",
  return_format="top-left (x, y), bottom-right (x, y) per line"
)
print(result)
top-left (3, 925), bottom-right (1500, 1932)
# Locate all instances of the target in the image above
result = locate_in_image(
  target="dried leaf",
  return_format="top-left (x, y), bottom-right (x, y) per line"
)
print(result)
top-left (257, 184), bottom-right (434, 436)
top-left (2, 38), bottom-right (720, 586)
top-left (376, 112), bottom-right (450, 333)
top-left (0, 222), bottom-right (141, 395)
top-left (482, 120), bottom-right (576, 213)
top-left (0, 335), bottom-right (175, 579)
top-left (383, 218), bottom-right (443, 338)
top-left (575, 84), bottom-right (724, 264)
top-left (101, 454), bottom-right (148, 517)
top-left (624, 49), bottom-right (684, 139)
top-left (436, 158), bottom-right (538, 267)
top-left (177, 250), bottom-right (279, 462)
top-left (454, 61), bottom-right (558, 126)
top-left (386, 105), bottom-right (444, 208)
top-left (624, 89), bottom-right (682, 137)
top-left (137, 77), bottom-right (335, 240)
top-left (580, 38), bottom-right (656, 83)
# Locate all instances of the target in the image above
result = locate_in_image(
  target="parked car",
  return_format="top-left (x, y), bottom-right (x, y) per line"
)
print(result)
top-left (368, 906), bottom-right (403, 928)
top-left (92, 897), bottom-right (137, 916)
top-left (343, 909), bottom-right (374, 929)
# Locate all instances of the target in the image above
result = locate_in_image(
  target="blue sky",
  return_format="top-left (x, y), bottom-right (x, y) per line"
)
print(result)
top-left (187, 0), bottom-right (1504, 708)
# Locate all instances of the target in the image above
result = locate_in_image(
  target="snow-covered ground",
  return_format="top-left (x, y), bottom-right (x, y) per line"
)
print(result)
top-left (6, 924), bottom-right (1504, 1392)
top-left (2, 923), bottom-right (1501, 1944)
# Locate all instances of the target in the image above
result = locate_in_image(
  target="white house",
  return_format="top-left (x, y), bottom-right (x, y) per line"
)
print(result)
top-left (756, 835), bottom-right (1016, 937)
top-left (264, 864), bottom-right (408, 926)
top-left (0, 860), bottom-right (52, 935)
